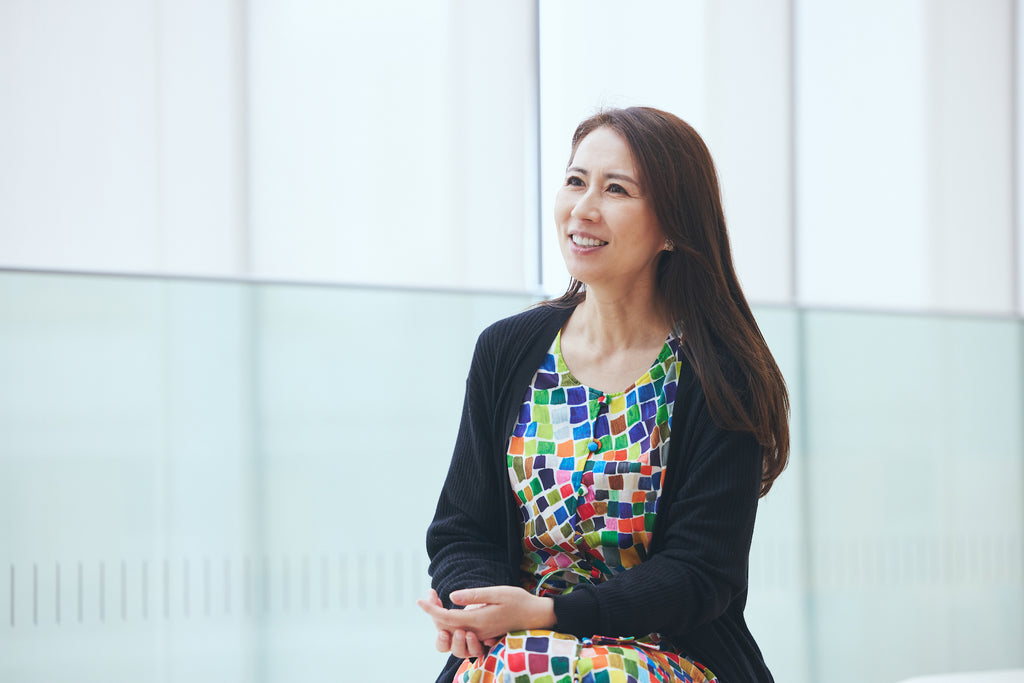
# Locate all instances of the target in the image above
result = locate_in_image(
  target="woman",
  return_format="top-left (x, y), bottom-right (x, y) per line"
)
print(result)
top-left (419, 107), bottom-right (789, 683)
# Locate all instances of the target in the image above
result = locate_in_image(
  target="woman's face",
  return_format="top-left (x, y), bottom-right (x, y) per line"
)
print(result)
top-left (554, 126), bottom-right (667, 293)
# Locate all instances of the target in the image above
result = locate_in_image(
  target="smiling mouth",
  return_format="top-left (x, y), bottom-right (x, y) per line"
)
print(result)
top-left (571, 234), bottom-right (608, 247)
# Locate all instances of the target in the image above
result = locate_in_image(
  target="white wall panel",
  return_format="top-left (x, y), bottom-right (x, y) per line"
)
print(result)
top-left (925, 0), bottom-right (1014, 313)
top-left (158, 0), bottom-right (247, 275)
top-left (0, 0), bottom-right (161, 271)
top-left (704, 0), bottom-right (793, 305)
top-left (247, 0), bottom-right (535, 291)
top-left (448, 2), bottom-right (540, 291)
top-left (797, 0), bottom-right (1015, 314)
top-left (0, 0), bottom-right (246, 277)
top-left (1018, 0), bottom-right (1024, 316)
top-left (796, 0), bottom-right (931, 310)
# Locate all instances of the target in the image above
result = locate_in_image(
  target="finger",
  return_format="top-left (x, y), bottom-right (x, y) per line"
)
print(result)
top-left (419, 602), bottom-right (471, 631)
top-left (416, 598), bottom-right (443, 618)
top-left (435, 628), bottom-right (452, 654)
top-left (450, 587), bottom-right (498, 606)
top-left (418, 594), bottom-right (454, 619)
top-left (451, 629), bottom-right (469, 659)
top-left (464, 630), bottom-right (484, 659)
top-left (418, 598), bottom-right (461, 639)
top-left (428, 589), bottom-right (443, 607)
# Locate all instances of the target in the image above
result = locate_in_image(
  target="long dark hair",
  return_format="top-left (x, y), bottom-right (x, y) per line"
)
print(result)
top-left (549, 107), bottom-right (789, 496)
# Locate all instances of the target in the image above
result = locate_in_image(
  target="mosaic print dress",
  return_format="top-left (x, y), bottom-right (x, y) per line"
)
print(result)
top-left (454, 332), bottom-right (718, 683)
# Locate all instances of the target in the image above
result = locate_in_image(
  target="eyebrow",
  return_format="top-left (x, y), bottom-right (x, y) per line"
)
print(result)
top-left (566, 166), bottom-right (640, 186)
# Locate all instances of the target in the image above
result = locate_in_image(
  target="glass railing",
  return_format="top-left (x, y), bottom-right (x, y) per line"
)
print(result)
top-left (1, 270), bottom-right (1021, 682)
top-left (748, 307), bottom-right (1024, 681)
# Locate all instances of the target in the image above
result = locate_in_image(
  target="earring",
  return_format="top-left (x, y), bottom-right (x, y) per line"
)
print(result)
top-left (664, 239), bottom-right (674, 251)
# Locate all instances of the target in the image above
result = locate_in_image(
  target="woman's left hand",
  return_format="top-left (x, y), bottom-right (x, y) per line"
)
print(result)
top-left (417, 586), bottom-right (556, 655)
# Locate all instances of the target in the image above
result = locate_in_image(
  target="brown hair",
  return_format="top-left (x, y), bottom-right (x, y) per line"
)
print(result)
top-left (549, 107), bottom-right (789, 496)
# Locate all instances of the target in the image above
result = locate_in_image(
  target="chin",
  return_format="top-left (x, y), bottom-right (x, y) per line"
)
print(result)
top-left (564, 270), bottom-right (597, 288)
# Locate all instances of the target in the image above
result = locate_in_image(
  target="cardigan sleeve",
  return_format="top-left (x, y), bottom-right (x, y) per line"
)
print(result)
top-left (549, 366), bottom-right (763, 639)
top-left (426, 330), bottom-right (519, 606)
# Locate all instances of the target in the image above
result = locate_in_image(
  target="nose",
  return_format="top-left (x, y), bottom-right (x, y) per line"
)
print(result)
top-left (570, 186), bottom-right (600, 222)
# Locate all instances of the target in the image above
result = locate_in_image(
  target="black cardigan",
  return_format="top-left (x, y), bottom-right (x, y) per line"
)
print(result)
top-left (426, 304), bottom-right (774, 682)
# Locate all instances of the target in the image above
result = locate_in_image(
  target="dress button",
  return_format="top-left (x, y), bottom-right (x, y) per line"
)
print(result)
top-left (587, 440), bottom-right (600, 453)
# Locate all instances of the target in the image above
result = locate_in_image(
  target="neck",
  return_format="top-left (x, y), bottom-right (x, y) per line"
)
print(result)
top-left (567, 286), bottom-right (670, 355)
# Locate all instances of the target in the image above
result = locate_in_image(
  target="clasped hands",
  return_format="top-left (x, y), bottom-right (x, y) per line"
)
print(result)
top-left (417, 586), bottom-right (556, 659)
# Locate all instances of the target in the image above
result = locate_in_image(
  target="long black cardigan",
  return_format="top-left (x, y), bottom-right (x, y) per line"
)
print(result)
top-left (426, 304), bottom-right (774, 682)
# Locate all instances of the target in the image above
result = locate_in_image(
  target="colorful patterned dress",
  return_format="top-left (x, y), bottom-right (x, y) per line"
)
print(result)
top-left (454, 331), bottom-right (718, 683)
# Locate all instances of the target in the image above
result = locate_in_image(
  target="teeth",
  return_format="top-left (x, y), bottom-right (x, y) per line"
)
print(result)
top-left (571, 234), bottom-right (607, 247)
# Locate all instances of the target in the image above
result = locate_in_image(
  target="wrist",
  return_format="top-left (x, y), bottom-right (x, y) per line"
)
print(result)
top-left (532, 595), bottom-right (556, 629)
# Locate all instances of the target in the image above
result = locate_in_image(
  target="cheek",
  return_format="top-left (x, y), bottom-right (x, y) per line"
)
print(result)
top-left (553, 190), bottom-right (573, 226)
top-left (639, 211), bottom-right (666, 245)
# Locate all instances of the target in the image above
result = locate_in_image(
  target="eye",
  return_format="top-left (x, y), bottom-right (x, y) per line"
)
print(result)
top-left (607, 183), bottom-right (629, 195)
top-left (565, 175), bottom-right (584, 187)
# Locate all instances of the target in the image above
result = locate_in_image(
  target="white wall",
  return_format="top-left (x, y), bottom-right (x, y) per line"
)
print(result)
top-left (0, 0), bottom-right (246, 276)
top-left (0, 0), bottom-right (537, 291)
top-left (246, 0), bottom-right (537, 289)
top-left (1018, 0), bottom-right (1024, 315)
top-left (796, 0), bottom-right (1016, 314)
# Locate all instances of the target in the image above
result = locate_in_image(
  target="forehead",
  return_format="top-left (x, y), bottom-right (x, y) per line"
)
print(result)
top-left (570, 127), bottom-right (636, 171)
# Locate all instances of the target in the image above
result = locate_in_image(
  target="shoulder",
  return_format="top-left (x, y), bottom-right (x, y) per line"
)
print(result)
top-left (475, 302), bottom-right (574, 357)
top-left (464, 303), bottom-right (574, 408)
top-left (479, 302), bottom-right (572, 341)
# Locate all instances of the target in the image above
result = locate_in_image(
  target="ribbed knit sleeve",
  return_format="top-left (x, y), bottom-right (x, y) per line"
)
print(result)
top-left (426, 329), bottom-right (518, 605)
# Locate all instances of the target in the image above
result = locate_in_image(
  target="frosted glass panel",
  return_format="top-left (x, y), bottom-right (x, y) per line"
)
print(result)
top-left (1, 271), bottom-right (1021, 682)
top-left (801, 310), bottom-right (1024, 682)
top-left (0, 273), bottom-right (256, 681)
top-left (0, 271), bottom-right (533, 681)
top-left (745, 306), bottom-right (813, 683)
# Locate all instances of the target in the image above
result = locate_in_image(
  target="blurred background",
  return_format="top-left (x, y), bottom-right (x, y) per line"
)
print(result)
top-left (1, 1), bottom-right (1022, 681)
